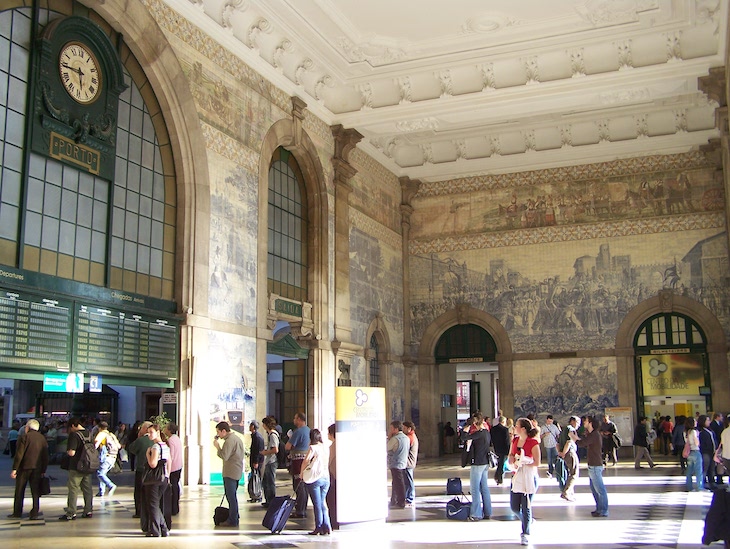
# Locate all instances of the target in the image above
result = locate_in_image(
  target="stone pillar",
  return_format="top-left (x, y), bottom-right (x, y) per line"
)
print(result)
top-left (399, 177), bottom-right (420, 422)
top-left (330, 124), bottom-right (363, 369)
top-left (698, 68), bottom-right (728, 251)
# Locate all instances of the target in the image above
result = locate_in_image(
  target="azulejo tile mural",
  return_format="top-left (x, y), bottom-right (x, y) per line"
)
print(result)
top-left (410, 229), bottom-right (730, 353)
top-left (513, 357), bottom-right (618, 424)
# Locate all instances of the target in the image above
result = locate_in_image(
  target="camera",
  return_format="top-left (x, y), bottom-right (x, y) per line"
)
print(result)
top-left (214, 435), bottom-right (219, 440)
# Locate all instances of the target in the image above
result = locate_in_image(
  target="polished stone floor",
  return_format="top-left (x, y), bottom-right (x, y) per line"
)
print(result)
top-left (0, 450), bottom-right (725, 548)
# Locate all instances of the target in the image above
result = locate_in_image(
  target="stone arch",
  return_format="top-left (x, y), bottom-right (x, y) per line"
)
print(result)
top-left (85, 0), bottom-right (210, 317)
top-left (615, 290), bottom-right (729, 413)
top-left (416, 304), bottom-right (513, 456)
top-left (257, 107), bottom-right (330, 427)
top-left (257, 110), bottom-right (329, 341)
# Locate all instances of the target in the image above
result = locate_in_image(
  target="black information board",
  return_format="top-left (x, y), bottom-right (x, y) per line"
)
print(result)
top-left (74, 304), bottom-right (178, 378)
top-left (0, 291), bottom-right (72, 370)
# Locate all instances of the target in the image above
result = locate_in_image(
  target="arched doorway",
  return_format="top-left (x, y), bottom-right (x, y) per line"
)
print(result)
top-left (435, 324), bottom-right (498, 435)
top-left (634, 312), bottom-right (710, 421)
top-left (615, 290), bottom-right (729, 424)
top-left (417, 304), bottom-right (512, 456)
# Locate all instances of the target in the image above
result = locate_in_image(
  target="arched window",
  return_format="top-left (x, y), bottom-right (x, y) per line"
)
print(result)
top-left (267, 147), bottom-right (307, 301)
top-left (634, 313), bottom-right (705, 349)
top-left (0, 6), bottom-right (175, 300)
top-left (369, 333), bottom-right (380, 387)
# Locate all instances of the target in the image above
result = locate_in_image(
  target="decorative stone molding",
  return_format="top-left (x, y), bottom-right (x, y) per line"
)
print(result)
top-left (395, 118), bottom-right (439, 133)
top-left (659, 290), bottom-right (674, 313)
top-left (698, 67), bottom-right (726, 108)
top-left (409, 212), bottom-right (725, 254)
top-left (266, 293), bottom-right (314, 338)
top-left (414, 151), bottom-right (717, 198)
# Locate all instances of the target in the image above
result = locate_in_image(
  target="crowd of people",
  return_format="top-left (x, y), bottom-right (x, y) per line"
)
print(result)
top-left (5, 409), bottom-right (730, 544)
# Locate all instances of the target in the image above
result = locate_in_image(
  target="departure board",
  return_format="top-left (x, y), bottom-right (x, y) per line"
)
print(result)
top-left (0, 291), bottom-right (72, 370)
top-left (74, 304), bottom-right (178, 378)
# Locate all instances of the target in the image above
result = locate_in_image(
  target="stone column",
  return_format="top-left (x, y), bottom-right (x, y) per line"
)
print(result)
top-left (399, 177), bottom-right (420, 422)
top-left (698, 68), bottom-right (728, 250)
top-left (330, 125), bottom-right (363, 371)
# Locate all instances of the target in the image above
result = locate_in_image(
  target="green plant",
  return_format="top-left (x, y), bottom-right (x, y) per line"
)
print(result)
top-left (149, 411), bottom-right (171, 429)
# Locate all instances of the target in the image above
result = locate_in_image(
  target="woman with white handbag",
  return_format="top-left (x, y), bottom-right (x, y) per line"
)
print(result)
top-left (508, 418), bottom-right (541, 547)
top-left (301, 429), bottom-right (331, 535)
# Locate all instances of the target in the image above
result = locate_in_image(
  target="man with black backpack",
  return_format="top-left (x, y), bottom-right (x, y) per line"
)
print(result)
top-left (59, 417), bottom-right (97, 520)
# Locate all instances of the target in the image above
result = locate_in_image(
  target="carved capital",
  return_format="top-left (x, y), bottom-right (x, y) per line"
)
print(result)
top-left (331, 124), bottom-right (363, 163)
top-left (698, 67), bottom-right (726, 108)
top-left (399, 176), bottom-right (421, 206)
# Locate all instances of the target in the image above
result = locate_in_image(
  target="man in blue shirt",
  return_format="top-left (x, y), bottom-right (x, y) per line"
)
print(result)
top-left (285, 412), bottom-right (311, 518)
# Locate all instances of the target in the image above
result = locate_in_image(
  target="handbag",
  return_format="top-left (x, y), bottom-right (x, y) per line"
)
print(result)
top-left (488, 451), bottom-right (499, 469)
top-left (248, 468), bottom-right (262, 501)
top-left (39, 476), bottom-right (51, 496)
top-left (118, 448), bottom-right (129, 462)
top-left (682, 442), bottom-right (691, 459)
top-left (213, 495), bottom-right (229, 526)
top-left (142, 443), bottom-right (167, 486)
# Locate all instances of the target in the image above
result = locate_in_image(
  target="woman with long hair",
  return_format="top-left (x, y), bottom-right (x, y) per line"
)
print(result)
top-left (142, 424), bottom-right (171, 537)
top-left (301, 428), bottom-right (331, 535)
top-left (466, 413), bottom-right (493, 521)
top-left (684, 416), bottom-right (703, 491)
top-left (508, 417), bottom-right (541, 546)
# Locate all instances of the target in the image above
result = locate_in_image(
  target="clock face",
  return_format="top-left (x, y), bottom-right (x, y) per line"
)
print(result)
top-left (59, 42), bottom-right (101, 104)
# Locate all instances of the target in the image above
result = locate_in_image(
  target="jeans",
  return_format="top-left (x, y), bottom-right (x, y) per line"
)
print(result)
top-left (222, 476), bottom-right (240, 525)
top-left (545, 446), bottom-right (558, 475)
top-left (97, 458), bottom-right (116, 495)
top-left (404, 467), bottom-right (415, 503)
top-left (587, 465), bottom-right (608, 516)
top-left (686, 450), bottom-right (704, 490)
top-left (263, 462), bottom-right (277, 503)
top-left (469, 464), bottom-right (492, 519)
top-left (509, 491), bottom-right (533, 535)
top-left (390, 468), bottom-right (405, 507)
top-left (65, 470), bottom-right (93, 517)
top-left (13, 468), bottom-right (41, 517)
top-left (305, 476), bottom-right (332, 532)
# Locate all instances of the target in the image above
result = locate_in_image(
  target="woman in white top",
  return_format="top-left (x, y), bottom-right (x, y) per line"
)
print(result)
top-left (143, 424), bottom-right (171, 537)
top-left (301, 429), bottom-right (331, 535)
top-left (683, 417), bottom-right (703, 491)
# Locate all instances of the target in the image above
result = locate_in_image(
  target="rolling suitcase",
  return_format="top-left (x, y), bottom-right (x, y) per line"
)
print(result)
top-left (262, 495), bottom-right (296, 534)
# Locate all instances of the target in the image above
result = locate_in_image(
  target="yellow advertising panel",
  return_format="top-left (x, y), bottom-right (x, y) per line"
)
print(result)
top-left (335, 387), bottom-right (387, 525)
top-left (640, 353), bottom-right (705, 397)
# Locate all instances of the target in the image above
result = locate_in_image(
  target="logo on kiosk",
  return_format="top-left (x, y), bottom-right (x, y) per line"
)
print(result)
top-left (355, 389), bottom-right (368, 406)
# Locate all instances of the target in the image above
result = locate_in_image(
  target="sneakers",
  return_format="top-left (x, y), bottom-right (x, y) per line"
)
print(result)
top-left (520, 534), bottom-right (529, 546)
top-left (108, 486), bottom-right (117, 497)
top-left (545, 471), bottom-right (553, 478)
top-left (560, 492), bottom-right (575, 502)
top-left (58, 514), bottom-right (76, 521)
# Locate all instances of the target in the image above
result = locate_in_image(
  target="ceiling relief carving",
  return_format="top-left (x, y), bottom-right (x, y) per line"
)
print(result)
top-left (171, 0), bottom-right (726, 181)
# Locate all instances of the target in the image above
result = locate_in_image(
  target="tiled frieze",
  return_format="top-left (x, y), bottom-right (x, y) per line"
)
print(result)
top-left (411, 212), bottom-right (726, 255)
top-left (201, 122), bottom-right (258, 172)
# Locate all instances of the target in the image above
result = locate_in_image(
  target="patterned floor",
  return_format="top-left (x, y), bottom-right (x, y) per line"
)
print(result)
top-left (0, 452), bottom-right (725, 548)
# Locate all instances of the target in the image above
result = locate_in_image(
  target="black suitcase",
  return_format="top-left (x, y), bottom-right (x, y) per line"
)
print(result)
top-left (262, 495), bottom-right (296, 534)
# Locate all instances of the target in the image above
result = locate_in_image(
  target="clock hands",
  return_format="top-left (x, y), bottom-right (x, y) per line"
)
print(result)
top-left (61, 62), bottom-right (85, 89)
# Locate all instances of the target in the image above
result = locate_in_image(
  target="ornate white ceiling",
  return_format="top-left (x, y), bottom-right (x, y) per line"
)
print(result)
top-left (175, 0), bottom-right (726, 181)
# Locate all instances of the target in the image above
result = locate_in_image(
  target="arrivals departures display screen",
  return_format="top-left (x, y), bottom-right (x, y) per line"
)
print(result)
top-left (0, 289), bottom-right (178, 380)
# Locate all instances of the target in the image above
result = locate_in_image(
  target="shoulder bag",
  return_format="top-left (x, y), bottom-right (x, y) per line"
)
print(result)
top-left (142, 443), bottom-right (167, 486)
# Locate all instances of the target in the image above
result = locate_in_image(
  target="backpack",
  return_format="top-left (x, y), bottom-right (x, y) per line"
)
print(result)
top-left (76, 432), bottom-right (101, 473)
top-left (106, 432), bottom-right (121, 454)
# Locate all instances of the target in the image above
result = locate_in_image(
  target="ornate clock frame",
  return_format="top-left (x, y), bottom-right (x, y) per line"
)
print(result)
top-left (29, 15), bottom-right (126, 181)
